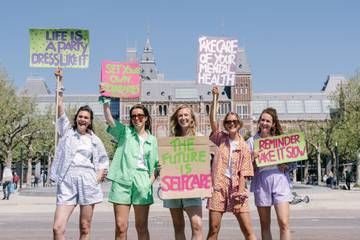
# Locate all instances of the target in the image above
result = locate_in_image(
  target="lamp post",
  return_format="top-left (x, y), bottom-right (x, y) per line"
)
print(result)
top-left (335, 142), bottom-right (340, 188)
top-left (317, 143), bottom-right (321, 185)
top-left (20, 147), bottom-right (24, 189)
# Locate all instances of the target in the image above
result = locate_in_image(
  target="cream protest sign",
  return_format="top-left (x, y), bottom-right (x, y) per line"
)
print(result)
top-left (158, 136), bottom-right (212, 199)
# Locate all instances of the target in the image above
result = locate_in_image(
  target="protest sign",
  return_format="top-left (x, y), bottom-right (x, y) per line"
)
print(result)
top-left (29, 29), bottom-right (89, 68)
top-left (197, 36), bottom-right (238, 86)
top-left (101, 61), bottom-right (141, 98)
top-left (158, 136), bottom-right (212, 199)
top-left (254, 132), bottom-right (308, 167)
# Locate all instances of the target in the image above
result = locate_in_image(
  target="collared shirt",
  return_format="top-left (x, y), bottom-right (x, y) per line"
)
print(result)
top-left (106, 120), bottom-right (158, 186)
top-left (50, 113), bottom-right (109, 183)
top-left (210, 130), bottom-right (253, 193)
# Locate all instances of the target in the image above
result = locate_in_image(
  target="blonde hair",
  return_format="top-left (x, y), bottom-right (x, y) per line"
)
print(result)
top-left (169, 105), bottom-right (197, 136)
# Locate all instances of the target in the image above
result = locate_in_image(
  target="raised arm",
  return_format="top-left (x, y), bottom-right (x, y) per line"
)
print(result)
top-left (100, 83), bottom-right (115, 128)
top-left (55, 68), bottom-right (64, 117)
top-left (210, 85), bottom-right (219, 133)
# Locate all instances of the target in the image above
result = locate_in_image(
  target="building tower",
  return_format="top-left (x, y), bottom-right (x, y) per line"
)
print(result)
top-left (140, 34), bottom-right (158, 80)
top-left (231, 48), bottom-right (253, 131)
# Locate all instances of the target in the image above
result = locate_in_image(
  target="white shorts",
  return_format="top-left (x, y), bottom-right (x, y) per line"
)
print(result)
top-left (56, 166), bottom-right (103, 205)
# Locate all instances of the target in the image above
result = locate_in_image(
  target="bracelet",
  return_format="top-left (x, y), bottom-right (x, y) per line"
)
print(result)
top-left (98, 95), bottom-right (111, 105)
top-left (57, 86), bottom-right (65, 93)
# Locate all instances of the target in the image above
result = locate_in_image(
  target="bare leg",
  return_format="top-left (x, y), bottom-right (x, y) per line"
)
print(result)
top-left (184, 205), bottom-right (203, 240)
top-left (169, 208), bottom-right (186, 240)
top-left (257, 206), bottom-right (272, 240)
top-left (133, 205), bottom-right (150, 240)
top-left (234, 212), bottom-right (256, 240)
top-left (207, 210), bottom-right (223, 240)
top-left (79, 204), bottom-right (95, 240)
top-left (274, 202), bottom-right (291, 240)
top-left (53, 205), bottom-right (76, 240)
top-left (113, 204), bottom-right (131, 240)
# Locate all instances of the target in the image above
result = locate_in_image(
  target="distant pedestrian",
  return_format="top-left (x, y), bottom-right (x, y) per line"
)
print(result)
top-left (40, 170), bottom-right (47, 187)
top-left (13, 172), bottom-right (20, 190)
top-left (31, 174), bottom-right (36, 187)
top-left (51, 69), bottom-right (109, 240)
top-left (345, 171), bottom-right (352, 190)
top-left (2, 167), bottom-right (13, 200)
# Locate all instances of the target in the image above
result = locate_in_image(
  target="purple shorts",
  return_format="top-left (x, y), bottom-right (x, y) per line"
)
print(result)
top-left (250, 168), bottom-right (292, 207)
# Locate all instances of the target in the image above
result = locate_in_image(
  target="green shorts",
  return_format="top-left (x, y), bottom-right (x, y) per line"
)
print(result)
top-left (163, 198), bottom-right (203, 208)
top-left (108, 169), bottom-right (153, 205)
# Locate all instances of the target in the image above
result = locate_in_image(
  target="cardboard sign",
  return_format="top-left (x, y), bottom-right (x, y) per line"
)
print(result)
top-left (254, 132), bottom-right (308, 167)
top-left (158, 136), bottom-right (212, 199)
top-left (29, 29), bottom-right (90, 68)
top-left (101, 61), bottom-right (141, 98)
top-left (197, 36), bottom-right (238, 86)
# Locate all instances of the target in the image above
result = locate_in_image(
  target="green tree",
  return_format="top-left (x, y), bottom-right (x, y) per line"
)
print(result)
top-left (334, 74), bottom-right (360, 185)
top-left (0, 67), bottom-right (34, 168)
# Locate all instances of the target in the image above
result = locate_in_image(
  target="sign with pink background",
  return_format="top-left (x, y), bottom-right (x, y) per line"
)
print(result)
top-left (101, 61), bottom-right (141, 98)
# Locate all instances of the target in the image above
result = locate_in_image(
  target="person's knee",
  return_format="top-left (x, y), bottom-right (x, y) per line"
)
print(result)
top-left (53, 223), bottom-right (65, 236)
top-left (209, 221), bottom-right (220, 234)
top-left (173, 219), bottom-right (185, 233)
top-left (191, 216), bottom-right (203, 232)
top-left (277, 218), bottom-right (290, 231)
top-left (115, 219), bottom-right (128, 234)
top-left (135, 219), bottom-right (148, 234)
top-left (259, 217), bottom-right (271, 230)
top-left (80, 221), bottom-right (91, 235)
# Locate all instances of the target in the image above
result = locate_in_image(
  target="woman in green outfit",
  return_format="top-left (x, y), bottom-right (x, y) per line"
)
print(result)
top-left (101, 86), bottom-right (158, 240)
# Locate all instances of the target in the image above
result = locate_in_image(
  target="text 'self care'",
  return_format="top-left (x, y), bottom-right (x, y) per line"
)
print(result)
top-left (158, 136), bottom-right (211, 199)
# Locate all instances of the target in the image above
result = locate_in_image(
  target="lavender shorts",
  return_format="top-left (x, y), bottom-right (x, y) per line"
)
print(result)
top-left (250, 168), bottom-right (292, 207)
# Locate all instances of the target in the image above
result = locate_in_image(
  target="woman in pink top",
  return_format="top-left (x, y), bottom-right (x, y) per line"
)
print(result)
top-left (207, 86), bottom-right (256, 240)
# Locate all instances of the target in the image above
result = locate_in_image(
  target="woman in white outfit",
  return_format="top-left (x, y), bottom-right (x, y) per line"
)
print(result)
top-left (51, 69), bottom-right (109, 240)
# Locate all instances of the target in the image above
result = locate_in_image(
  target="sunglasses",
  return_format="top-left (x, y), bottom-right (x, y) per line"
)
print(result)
top-left (130, 114), bottom-right (145, 120)
top-left (224, 120), bottom-right (239, 125)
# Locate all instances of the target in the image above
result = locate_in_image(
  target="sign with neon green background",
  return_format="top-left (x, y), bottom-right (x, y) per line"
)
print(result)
top-left (29, 29), bottom-right (89, 68)
top-left (254, 132), bottom-right (308, 167)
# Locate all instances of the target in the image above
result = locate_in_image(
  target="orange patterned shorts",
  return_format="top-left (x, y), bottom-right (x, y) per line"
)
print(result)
top-left (207, 177), bottom-right (249, 213)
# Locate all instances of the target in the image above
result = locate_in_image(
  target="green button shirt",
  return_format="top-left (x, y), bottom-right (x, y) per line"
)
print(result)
top-left (106, 120), bottom-right (158, 186)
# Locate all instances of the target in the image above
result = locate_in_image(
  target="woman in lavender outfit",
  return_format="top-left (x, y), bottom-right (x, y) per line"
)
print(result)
top-left (247, 108), bottom-right (296, 240)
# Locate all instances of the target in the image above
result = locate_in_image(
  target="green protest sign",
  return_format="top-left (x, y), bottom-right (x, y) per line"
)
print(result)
top-left (29, 29), bottom-right (89, 68)
top-left (158, 136), bottom-right (212, 199)
top-left (254, 132), bottom-right (308, 167)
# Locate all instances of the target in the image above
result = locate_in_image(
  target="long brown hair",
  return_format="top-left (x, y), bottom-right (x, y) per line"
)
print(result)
top-left (257, 107), bottom-right (282, 136)
top-left (170, 105), bottom-right (197, 136)
top-left (129, 104), bottom-right (152, 132)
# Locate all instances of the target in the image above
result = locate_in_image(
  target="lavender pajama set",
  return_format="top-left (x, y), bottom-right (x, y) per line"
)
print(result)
top-left (247, 133), bottom-right (295, 206)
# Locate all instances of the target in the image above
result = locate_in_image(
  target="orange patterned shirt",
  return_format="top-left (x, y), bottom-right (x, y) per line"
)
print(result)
top-left (210, 131), bottom-right (253, 198)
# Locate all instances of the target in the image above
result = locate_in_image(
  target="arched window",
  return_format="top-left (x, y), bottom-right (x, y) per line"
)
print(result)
top-left (159, 105), bottom-right (163, 116)
top-left (206, 105), bottom-right (210, 115)
top-left (164, 105), bottom-right (167, 115)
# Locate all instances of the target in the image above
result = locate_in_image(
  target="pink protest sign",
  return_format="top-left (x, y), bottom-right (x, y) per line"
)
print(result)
top-left (101, 61), bottom-right (141, 98)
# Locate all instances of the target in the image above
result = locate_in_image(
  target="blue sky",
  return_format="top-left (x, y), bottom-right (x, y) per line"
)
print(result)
top-left (1, 0), bottom-right (359, 94)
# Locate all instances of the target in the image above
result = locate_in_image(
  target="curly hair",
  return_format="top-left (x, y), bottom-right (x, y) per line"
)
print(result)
top-left (129, 104), bottom-right (152, 132)
top-left (72, 105), bottom-right (94, 133)
top-left (257, 107), bottom-right (283, 136)
top-left (169, 105), bottom-right (197, 136)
